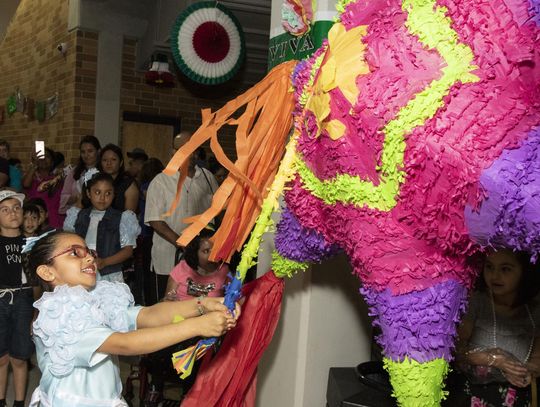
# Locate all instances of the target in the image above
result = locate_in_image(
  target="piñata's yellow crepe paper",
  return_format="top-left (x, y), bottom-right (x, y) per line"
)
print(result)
top-left (327, 23), bottom-right (369, 105)
top-left (325, 119), bottom-right (347, 140)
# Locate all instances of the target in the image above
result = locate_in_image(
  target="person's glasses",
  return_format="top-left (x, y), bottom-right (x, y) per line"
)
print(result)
top-left (47, 245), bottom-right (97, 262)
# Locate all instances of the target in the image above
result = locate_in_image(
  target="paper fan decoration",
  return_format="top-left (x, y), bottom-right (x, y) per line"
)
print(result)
top-left (171, 2), bottom-right (245, 85)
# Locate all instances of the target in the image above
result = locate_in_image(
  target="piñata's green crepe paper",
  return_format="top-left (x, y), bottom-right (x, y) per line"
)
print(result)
top-left (383, 357), bottom-right (449, 407)
top-left (336, 0), bottom-right (356, 14)
top-left (299, 51), bottom-right (326, 108)
top-left (272, 251), bottom-right (310, 278)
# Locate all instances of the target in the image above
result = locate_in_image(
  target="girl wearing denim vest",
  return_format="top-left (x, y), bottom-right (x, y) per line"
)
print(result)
top-left (63, 170), bottom-right (140, 282)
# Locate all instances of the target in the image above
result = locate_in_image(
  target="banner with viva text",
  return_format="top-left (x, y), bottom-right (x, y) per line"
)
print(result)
top-left (268, 20), bottom-right (334, 69)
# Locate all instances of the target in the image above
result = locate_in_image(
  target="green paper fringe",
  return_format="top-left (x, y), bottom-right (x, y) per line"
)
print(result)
top-left (272, 251), bottom-right (310, 278)
top-left (383, 357), bottom-right (449, 407)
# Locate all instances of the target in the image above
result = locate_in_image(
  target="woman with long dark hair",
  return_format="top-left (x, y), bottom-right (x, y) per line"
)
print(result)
top-left (456, 249), bottom-right (540, 406)
top-left (60, 135), bottom-right (101, 214)
top-left (97, 144), bottom-right (139, 212)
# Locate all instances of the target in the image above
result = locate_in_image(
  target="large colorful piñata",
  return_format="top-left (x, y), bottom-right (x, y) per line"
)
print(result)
top-left (166, 0), bottom-right (540, 405)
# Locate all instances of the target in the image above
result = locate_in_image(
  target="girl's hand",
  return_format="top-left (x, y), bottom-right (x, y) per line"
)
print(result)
top-left (30, 151), bottom-right (42, 163)
top-left (202, 297), bottom-right (242, 320)
top-left (198, 311), bottom-right (237, 337)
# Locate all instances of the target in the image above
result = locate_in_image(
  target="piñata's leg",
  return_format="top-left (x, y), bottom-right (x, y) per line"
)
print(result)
top-left (361, 280), bottom-right (468, 407)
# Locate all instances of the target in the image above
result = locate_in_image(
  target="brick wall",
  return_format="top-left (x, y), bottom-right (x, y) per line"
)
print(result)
top-left (72, 30), bottom-right (98, 145)
top-left (0, 1), bottom-right (255, 166)
top-left (0, 0), bottom-right (81, 165)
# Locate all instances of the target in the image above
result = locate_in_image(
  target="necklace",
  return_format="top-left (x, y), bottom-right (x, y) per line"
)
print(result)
top-left (490, 292), bottom-right (535, 362)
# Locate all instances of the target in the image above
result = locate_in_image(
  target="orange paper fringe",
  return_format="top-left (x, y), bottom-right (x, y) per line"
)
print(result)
top-left (163, 61), bottom-right (296, 262)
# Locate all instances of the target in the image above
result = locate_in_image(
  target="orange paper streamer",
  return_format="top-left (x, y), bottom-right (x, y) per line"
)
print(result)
top-left (163, 61), bottom-right (296, 262)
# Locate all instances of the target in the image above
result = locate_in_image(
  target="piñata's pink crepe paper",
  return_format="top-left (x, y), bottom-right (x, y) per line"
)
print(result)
top-left (287, 0), bottom-right (540, 295)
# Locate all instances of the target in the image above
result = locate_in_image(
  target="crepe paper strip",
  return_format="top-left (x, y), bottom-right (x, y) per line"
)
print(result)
top-left (383, 357), bottom-right (449, 407)
top-left (172, 315), bottom-right (185, 323)
top-left (161, 61), bottom-right (296, 263)
top-left (172, 337), bottom-right (214, 379)
top-left (297, 48), bottom-right (327, 110)
top-left (465, 127), bottom-right (540, 261)
top-left (361, 280), bottom-right (468, 362)
top-left (169, 109), bottom-right (303, 380)
top-left (234, 126), bottom-right (304, 283)
top-left (296, 0), bottom-right (480, 211)
top-left (181, 271), bottom-right (284, 406)
top-left (272, 251), bottom-right (310, 278)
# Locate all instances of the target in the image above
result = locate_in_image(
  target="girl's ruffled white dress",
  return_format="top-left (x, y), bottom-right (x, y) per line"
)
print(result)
top-left (29, 281), bottom-right (142, 407)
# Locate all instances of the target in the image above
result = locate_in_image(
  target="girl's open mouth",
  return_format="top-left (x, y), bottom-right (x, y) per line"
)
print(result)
top-left (81, 265), bottom-right (96, 275)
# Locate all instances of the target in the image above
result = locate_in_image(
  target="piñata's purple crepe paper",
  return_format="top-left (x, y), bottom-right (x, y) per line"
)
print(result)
top-left (275, 208), bottom-right (339, 263)
top-left (465, 127), bottom-right (540, 261)
top-left (361, 280), bottom-right (468, 362)
top-left (529, 0), bottom-right (540, 25)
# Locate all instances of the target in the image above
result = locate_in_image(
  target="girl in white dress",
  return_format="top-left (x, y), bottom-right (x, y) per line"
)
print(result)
top-left (25, 230), bottom-right (240, 407)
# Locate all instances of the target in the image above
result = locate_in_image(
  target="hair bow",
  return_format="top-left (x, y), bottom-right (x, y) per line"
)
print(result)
top-left (82, 167), bottom-right (100, 186)
top-left (21, 230), bottom-right (56, 254)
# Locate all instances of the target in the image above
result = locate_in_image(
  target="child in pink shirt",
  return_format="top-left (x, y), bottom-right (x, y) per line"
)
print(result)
top-left (164, 228), bottom-right (229, 301)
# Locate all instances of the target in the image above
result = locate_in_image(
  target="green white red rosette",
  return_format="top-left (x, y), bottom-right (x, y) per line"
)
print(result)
top-left (170, 2), bottom-right (245, 85)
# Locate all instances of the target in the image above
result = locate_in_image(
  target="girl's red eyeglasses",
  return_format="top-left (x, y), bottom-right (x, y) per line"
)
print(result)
top-left (47, 245), bottom-right (98, 262)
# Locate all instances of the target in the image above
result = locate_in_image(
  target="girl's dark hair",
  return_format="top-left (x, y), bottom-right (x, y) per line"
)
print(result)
top-left (24, 230), bottom-right (67, 291)
top-left (476, 249), bottom-right (540, 306)
top-left (25, 197), bottom-right (47, 213)
top-left (195, 147), bottom-right (207, 161)
top-left (208, 156), bottom-right (223, 175)
top-left (81, 172), bottom-right (114, 208)
top-left (183, 228), bottom-right (215, 270)
top-left (43, 148), bottom-right (55, 169)
top-left (98, 143), bottom-right (125, 176)
top-left (74, 136), bottom-right (102, 181)
top-left (53, 151), bottom-right (65, 169)
top-left (23, 204), bottom-right (40, 217)
top-left (140, 158), bottom-right (164, 185)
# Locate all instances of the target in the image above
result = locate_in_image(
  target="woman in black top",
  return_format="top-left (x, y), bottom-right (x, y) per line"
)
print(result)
top-left (97, 144), bottom-right (139, 212)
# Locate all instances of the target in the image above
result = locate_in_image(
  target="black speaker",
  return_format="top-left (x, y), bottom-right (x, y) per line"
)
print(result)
top-left (326, 362), bottom-right (396, 407)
